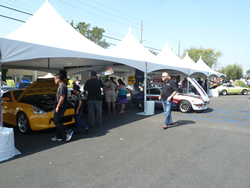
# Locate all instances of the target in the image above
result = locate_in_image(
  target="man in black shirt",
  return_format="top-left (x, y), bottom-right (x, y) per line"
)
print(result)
top-left (158, 72), bottom-right (178, 129)
top-left (52, 74), bottom-right (73, 141)
top-left (84, 71), bottom-right (104, 127)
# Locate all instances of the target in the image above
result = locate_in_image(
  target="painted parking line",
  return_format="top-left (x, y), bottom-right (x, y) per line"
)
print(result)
top-left (204, 112), bottom-right (239, 123)
top-left (216, 109), bottom-right (250, 114)
top-left (156, 111), bottom-right (250, 124)
top-left (213, 109), bottom-right (250, 120)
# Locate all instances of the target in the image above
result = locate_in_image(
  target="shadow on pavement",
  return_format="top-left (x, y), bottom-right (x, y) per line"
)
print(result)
top-left (1, 102), bottom-right (160, 163)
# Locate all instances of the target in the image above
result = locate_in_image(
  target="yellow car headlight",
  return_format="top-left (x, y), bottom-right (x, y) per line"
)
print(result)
top-left (31, 106), bottom-right (47, 114)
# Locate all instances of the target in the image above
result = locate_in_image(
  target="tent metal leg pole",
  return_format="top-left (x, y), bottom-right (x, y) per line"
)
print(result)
top-left (187, 76), bottom-right (190, 94)
top-left (144, 71), bottom-right (147, 114)
top-left (0, 71), bottom-right (3, 129)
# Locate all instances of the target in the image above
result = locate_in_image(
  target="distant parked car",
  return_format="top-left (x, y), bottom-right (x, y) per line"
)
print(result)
top-left (126, 85), bottom-right (134, 94)
top-left (1, 86), bottom-right (15, 97)
top-left (16, 82), bottom-right (32, 89)
top-left (217, 84), bottom-right (249, 95)
top-left (131, 78), bottom-right (210, 113)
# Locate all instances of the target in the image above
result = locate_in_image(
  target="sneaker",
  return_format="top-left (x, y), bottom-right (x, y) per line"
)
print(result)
top-left (85, 128), bottom-right (89, 134)
top-left (66, 130), bottom-right (74, 142)
top-left (51, 137), bottom-right (63, 141)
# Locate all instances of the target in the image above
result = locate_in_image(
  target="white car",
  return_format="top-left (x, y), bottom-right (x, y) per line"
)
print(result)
top-left (1, 86), bottom-right (16, 97)
top-left (131, 78), bottom-right (210, 113)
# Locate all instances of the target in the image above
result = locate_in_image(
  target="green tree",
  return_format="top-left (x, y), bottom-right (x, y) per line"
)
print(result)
top-left (181, 47), bottom-right (222, 69)
top-left (70, 21), bottom-right (110, 49)
top-left (246, 69), bottom-right (250, 78)
top-left (149, 49), bottom-right (158, 56)
top-left (218, 63), bottom-right (243, 80)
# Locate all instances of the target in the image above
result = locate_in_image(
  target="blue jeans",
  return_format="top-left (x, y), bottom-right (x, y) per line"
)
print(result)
top-left (75, 110), bottom-right (88, 132)
top-left (161, 99), bottom-right (173, 125)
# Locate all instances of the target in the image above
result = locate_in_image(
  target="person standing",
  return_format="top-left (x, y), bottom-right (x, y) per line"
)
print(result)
top-left (104, 77), bottom-right (117, 115)
top-left (203, 79), bottom-right (208, 94)
top-left (159, 72), bottom-right (178, 129)
top-left (84, 71), bottom-right (104, 127)
top-left (73, 85), bottom-right (89, 134)
top-left (52, 74), bottom-right (74, 141)
top-left (117, 79), bottom-right (127, 113)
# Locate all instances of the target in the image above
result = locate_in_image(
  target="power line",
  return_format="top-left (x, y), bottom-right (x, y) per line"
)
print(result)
top-left (92, 0), bottom-right (142, 22)
top-left (88, 1), bottom-right (191, 47)
top-left (77, 0), bottom-right (140, 26)
top-left (58, 0), bottom-right (141, 30)
top-left (103, 35), bottom-right (121, 41)
top-left (0, 14), bottom-right (25, 22)
top-left (0, 4), bottom-right (32, 15)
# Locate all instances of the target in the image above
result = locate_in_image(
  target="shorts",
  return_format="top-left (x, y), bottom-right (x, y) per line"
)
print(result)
top-left (105, 90), bottom-right (116, 102)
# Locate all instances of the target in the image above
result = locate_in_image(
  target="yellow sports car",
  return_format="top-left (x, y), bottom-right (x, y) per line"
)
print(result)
top-left (2, 78), bottom-right (75, 133)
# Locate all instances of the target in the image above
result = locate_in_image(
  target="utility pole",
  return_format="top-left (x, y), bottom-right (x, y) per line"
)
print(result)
top-left (178, 41), bottom-right (180, 57)
top-left (140, 21), bottom-right (143, 44)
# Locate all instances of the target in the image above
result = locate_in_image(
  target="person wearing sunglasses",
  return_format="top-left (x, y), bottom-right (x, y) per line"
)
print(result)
top-left (158, 72), bottom-right (178, 129)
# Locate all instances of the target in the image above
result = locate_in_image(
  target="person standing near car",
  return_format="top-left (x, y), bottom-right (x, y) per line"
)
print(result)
top-left (117, 79), bottom-right (127, 113)
top-left (73, 85), bottom-right (89, 134)
top-left (104, 77), bottom-right (117, 115)
top-left (84, 71), bottom-right (104, 127)
top-left (159, 72), bottom-right (178, 129)
top-left (52, 74), bottom-right (74, 141)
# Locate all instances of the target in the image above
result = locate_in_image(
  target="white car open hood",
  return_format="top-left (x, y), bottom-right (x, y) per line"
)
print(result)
top-left (187, 77), bottom-right (210, 102)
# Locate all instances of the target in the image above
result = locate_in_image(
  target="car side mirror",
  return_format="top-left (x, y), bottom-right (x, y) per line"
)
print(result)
top-left (2, 97), bottom-right (10, 101)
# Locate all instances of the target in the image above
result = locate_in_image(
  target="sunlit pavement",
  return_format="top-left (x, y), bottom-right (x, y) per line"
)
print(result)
top-left (1, 95), bottom-right (250, 188)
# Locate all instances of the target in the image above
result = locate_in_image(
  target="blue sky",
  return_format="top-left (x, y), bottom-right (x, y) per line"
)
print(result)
top-left (0, 0), bottom-right (249, 74)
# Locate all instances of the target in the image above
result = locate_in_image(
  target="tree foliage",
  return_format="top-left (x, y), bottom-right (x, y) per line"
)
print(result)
top-left (246, 69), bottom-right (250, 78)
top-left (70, 21), bottom-right (110, 49)
top-left (181, 47), bottom-right (222, 68)
top-left (149, 49), bottom-right (158, 56)
top-left (218, 63), bottom-right (243, 80)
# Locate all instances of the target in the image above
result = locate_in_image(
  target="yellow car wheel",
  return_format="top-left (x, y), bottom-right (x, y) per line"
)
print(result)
top-left (17, 112), bottom-right (31, 134)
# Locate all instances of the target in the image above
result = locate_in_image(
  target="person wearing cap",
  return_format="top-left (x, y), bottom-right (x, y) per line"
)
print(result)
top-left (84, 71), bottom-right (104, 127)
top-left (52, 73), bottom-right (74, 142)
top-left (104, 77), bottom-right (117, 115)
top-left (158, 72), bottom-right (178, 129)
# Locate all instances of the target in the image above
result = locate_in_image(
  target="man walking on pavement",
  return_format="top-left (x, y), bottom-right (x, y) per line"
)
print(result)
top-left (159, 72), bottom-right (178, 129)
top-left (52, 73), bottom-right (74, 141)
top-left (84, 71), bottom-right (104, 127)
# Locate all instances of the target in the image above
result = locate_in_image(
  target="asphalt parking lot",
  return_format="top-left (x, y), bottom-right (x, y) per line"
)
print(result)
top-left (1, 94), bottom-right (250, 188)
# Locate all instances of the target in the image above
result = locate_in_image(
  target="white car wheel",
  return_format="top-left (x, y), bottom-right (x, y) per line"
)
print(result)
top-left (221, 90), bottom-right (227, 95)
top-left (178, 101), bottom-right (192, 113)
top-left (241, 89), bottom-right (247, 95)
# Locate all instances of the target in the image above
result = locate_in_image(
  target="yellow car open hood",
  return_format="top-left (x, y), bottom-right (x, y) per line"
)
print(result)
top-left (17, 78), bottom-right (57, 102)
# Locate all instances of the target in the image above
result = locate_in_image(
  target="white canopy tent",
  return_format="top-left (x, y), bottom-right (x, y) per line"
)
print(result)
top-left (110, 29), bottom-right (187, 115)
top-left (0, 1), bottom-right (150, 74)
top-left (155, 42), bottom-right (190, 77)
top-left (182, 52), bottom-right (208, 78)
top-left (38, 73), bottom-right (54, 79)
top-left (196, 56), bottom-right (225, 78)
top-left (0, 0), bottom-right (159, 161)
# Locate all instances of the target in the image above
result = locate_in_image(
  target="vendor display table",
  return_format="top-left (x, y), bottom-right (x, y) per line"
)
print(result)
top-left (0, 127), bottom-right (21, 162)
